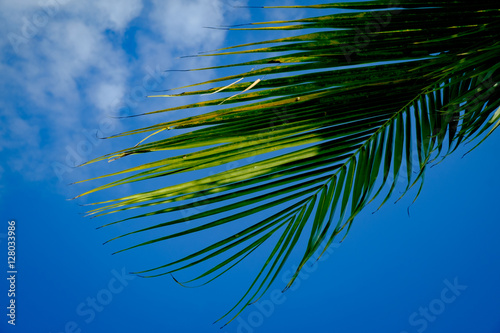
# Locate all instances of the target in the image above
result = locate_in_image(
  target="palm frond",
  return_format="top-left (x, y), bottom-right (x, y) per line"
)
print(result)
top-left (76, 0), bottom-right (500, 324)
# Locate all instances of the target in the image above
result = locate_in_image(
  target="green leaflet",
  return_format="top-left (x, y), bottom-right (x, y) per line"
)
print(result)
top-left (78, 0), bottom-right (500, 325)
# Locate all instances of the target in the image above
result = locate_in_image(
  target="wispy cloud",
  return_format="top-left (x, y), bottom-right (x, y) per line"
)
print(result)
top-left (0, 0), bottom-right (249, 185)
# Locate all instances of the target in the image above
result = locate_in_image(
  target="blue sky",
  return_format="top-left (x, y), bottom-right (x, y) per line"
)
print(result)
top-left (1, 1), bottom-right (500, 333)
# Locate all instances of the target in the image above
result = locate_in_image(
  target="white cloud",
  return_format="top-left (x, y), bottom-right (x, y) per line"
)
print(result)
top-left (0, 111), bottom-right (40, 152)
top-left (0, 0), bottom-right (253, 185)
top-left (149, 0), bottom-right (227, 51)
top-left (0, 0), bottom-right (140, 183)
top-left (94, 0), bottom-right (143, 31)
top-left (92, 82), bottom-right (126, 113)
top-left (135, 0), bottom-right (251, 100)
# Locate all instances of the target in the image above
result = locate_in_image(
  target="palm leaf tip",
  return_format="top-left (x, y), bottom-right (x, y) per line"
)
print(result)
top-left (77, 0), bottom-right (500, 324)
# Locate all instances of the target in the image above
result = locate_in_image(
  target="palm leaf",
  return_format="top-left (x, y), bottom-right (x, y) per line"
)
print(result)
top-left (76, 0), bottom-right (500, 325)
